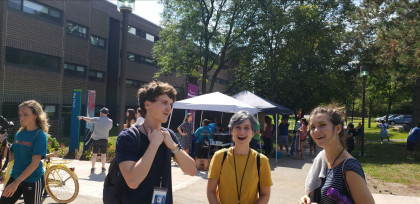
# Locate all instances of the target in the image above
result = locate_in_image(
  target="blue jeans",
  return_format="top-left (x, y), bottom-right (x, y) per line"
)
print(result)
top-left (290, 134), bottom-right (298, 155)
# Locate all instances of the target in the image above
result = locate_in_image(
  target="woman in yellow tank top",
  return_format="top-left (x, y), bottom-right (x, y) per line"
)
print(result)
top-left (207, 111), bottom-right (273, 204)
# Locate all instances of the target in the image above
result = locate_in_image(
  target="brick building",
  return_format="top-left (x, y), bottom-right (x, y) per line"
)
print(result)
top-left (0, 0), bottom-right (230, 137)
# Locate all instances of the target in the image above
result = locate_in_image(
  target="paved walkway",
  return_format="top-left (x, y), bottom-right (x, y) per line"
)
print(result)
top-left (1, 154), bottom-right (419, 203)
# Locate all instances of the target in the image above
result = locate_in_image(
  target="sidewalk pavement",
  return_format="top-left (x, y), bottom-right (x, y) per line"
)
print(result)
top-left (1, 155), bottom-right (419, 203)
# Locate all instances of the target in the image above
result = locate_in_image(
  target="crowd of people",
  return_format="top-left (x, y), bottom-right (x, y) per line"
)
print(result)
top-left (0, 80), bottom-right (418, 204)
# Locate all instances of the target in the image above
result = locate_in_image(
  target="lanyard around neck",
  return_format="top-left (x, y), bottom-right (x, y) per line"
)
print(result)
top-left (233, 148), bottom-right (251, 204)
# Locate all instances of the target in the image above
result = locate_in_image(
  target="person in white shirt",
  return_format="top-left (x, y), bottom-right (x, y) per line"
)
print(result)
top-left (378, 120), bottom-right (390, 144)
top-left (134, 107), bottom-right (145, 127)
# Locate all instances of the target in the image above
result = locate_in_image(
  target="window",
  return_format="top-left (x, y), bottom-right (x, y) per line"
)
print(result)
top-left (44, 105), bottom-right (57, 118)
top-left (145, 33), bottom-right (155, 42)
top-left (90, 35), bottom-right (106, 48)
top-left (174, 87), bottom-right (183, 95)
top-left (5, 47), bottom-right (60, 71)
top-left (66, 21), bottom-right (88, 38)
top-left (127, 53), bottom-right (135, 62)
top-left (2, 103), bottom-right (19, 118)
top-left (89, 70), bottom-right (105, 81)
top-left (126, 79), bottom-right (147, 88)
top-left (64, 63), bottom-right (86, 77)
top-left (128, 26), bottom-right (136, 35)
top-left (127, 25), bottom-right (157, 43)
top-left (127, 52), bottom-right (156, 67)
top-left (144, 57), bottom-right (155, 65)
top-left (8, 0), bottom-right (62, 23)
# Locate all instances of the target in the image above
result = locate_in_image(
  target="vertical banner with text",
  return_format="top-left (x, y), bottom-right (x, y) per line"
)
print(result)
top-left (69, 89), bottom-right (82, 152)
top-left (86, 90), bottom-right (96, 130)
top-left (83, 90), bottom-right (96, 151)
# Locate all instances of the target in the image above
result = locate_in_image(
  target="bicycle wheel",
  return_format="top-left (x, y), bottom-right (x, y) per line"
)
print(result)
top-left (44, 165), bottom-right (79, 203)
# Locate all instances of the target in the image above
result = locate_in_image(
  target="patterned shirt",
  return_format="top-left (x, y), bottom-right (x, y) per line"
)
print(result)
top-left (313, 158), bottom-right (365, 204)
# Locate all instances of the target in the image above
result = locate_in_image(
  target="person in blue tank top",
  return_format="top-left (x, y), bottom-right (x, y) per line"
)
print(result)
top-left (0, 100), bottom-right (48, 204)
top-left (299, 105), bottom-right (375, 204)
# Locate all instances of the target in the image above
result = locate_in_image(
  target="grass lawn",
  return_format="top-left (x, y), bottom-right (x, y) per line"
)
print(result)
top-left (351, 141), bottom-right (420, 186)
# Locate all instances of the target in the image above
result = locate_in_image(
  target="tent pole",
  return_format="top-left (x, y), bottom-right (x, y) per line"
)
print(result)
top-left (200, 110), bottom-right (204, 127)
top-left (221, 112), bottom-right (223, 124)
top-left (167, 107), bottom-right (174, 128)
top-left (276, 113), bottom-right (278, 162)
top-left (257, 113), bottom-right (262, 153)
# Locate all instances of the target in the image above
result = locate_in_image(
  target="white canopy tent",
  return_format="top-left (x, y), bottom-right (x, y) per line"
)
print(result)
top-left (168, 92), bottom-right (258, 128)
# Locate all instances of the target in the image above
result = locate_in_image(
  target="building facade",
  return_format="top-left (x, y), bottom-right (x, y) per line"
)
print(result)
top-left (0, 0), bottom-right (230, 137)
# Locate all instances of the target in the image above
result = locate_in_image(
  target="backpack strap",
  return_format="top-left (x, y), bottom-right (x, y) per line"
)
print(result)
top-left (257, 152), bottom-right (261, 193)
top-left (221, 148), bottom-right (229, 167)
top-left (219, 148), bottom-right (229, 176)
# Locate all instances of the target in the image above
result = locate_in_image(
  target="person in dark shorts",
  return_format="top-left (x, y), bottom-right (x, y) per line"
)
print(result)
top-left (78, 107), bottom-right (113, 173)
top-left (194, 119), bottom-right (212, 170)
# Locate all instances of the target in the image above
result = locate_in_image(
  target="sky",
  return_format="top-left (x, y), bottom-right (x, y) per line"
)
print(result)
top-left (108, 0), bottom-right (163, 25)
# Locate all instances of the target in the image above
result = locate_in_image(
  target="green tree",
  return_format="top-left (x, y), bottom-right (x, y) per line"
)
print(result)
top-left (154, 0), bottom-right (258, 94)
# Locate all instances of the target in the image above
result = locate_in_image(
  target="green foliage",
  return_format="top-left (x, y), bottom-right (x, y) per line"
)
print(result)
top-left (47, 135), bottom-right (59, 153)
top-left (82, 148), bottom-right (92, 160)
top-left (57, 143), bottom-right (66, 158)
top-left (154, 0), bottom-right (259, 93)
top-left (107, 141), bottom-right (116, 160)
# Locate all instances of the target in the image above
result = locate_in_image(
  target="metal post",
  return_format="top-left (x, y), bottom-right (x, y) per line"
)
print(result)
top-left (118, 9), bottom-right (131, 132)
top-left (361, 76), bottom-right (366, 156)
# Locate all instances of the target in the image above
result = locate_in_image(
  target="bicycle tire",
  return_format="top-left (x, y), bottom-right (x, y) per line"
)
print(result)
top-left (44, 165), bottom-right (79, 203)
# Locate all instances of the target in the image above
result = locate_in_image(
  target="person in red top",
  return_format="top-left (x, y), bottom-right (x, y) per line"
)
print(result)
top-left (298, 118), bottom-right (308, 160)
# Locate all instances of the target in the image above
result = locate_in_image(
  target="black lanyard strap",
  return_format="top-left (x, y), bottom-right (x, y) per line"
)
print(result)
top-left (233, 148), bottom-right (251, 204)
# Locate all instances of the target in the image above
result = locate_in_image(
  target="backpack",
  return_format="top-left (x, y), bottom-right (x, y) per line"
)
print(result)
top-left (220, 148), bottom-right (261, 193)
top-left (103, 126), bottom-right (141, 204)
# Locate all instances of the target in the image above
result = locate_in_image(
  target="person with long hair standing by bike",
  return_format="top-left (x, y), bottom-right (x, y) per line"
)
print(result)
top-left (0, 100), bottom-right (48, 204)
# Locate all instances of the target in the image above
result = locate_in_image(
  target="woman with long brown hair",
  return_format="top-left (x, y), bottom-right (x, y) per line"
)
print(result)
top-left (0, 100), bottom-right (49, 203)
top-left (124, 108), bottom-right (136, 129)
top-left (299, 105), bottom-right (374, 204)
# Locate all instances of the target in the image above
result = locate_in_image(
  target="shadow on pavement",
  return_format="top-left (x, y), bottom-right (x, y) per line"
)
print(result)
top-left (77, 172), bottom-right (106, 182)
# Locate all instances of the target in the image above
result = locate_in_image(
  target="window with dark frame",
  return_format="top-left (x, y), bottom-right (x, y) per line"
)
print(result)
top-left (8, 0), bottom-right (62, 23)
top-left (66, 21), bottom-right (88, 38)
top-left (90, 35), bottom-right (106, 48)
top-left (127, 25), bottom-right (157, 43)
top-left (89, 70), bottom-right (105, 82)
top-left (127, 52), bottom-right (156, 67)
top-left (44, 104), bottom-right (57, 118)
top-left (126, 79), bottom-right (147, 88)
top-left (64, 63), bottom-right (86, 77)
top-left (5, 47), bottom-right (60, 72)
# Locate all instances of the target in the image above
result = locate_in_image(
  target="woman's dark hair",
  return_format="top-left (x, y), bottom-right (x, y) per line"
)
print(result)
top-left (202, 119), bottom-right (211, 126)
top-left (309, 105), bottom-right (346, 141)
top-left (301, 118), bottom-right (308, 126)
top-left (126, 109), bottom-right (136, 126)
top-left (137, 80), bottom-right (177, 117)
top-left (348, 123), bottom-right (354, 129)
top-left (264, 115), bottom-right (272, 125)
top-left (183, 113), bottom-right (192, 122)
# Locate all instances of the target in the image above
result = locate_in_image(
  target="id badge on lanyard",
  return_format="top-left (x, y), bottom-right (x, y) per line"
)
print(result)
top-left (152, 176), bottom-right (167, 204)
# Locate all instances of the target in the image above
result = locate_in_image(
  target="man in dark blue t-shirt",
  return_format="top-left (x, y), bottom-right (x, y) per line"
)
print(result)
top-left (116, 81), bottom-right (197, 204)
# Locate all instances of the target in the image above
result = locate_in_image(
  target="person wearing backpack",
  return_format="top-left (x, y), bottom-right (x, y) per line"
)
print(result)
top-left (114, 81), bottom-right (196, 204)
top-left (207, 111), bottom-right (272, 204)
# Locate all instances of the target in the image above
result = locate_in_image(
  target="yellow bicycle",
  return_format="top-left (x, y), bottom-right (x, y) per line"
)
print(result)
top-left (43, 154), bottom-right (79, 203)
top-left (3, 154), bottom-right (79, 203)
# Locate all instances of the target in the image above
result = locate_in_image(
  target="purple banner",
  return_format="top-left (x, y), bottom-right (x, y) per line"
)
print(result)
top-left (186, 83), bottom-right (199, 129)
